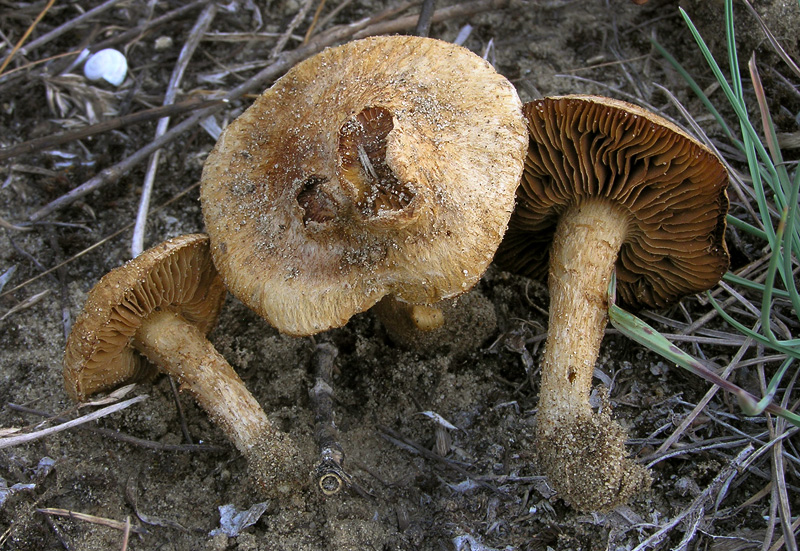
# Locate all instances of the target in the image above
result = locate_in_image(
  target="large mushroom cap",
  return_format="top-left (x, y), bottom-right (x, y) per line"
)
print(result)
top-left (64, 234), bottom-right (226, 401)
top-left (495, 95), bottom-right (729, 309)
top-left (200, 35), bottom-right (527, 336)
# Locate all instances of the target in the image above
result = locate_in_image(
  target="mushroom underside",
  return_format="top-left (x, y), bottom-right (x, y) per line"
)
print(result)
top-left (495, 95), bottom-right (729, 510)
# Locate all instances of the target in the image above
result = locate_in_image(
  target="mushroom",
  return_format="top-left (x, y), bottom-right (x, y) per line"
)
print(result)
top-left (494, 95), bottom-right (729, 510)
top-left (200, 35), bottom-right (527, 336)
top-left (63, 234), bottom-right (303, 496)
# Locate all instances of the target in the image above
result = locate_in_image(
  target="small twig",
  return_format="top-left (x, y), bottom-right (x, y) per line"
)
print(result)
top-left (378, 425), bottom-right (502, 494)
top-left (131, 3), bottom-right (218, 257)
top-left (0, 395), bottom-right (147, 449)
top-left (120, 517), bottom-right (131, 551)
top-left (770, 517), bottom-right (800, 551)
top-left (6, 402), bottom-right (224, 453)
top-left (2, 182), bottom-right (200, 301)
top-left (0, 0), bottom-right (57, 77)
top-left (633, 446), bottom-right (754, 551)
top-left (93, 0), bottom-right (211, 52)
top-left (28, 5), bottom-right (377, 221)
top-left (36, 508), bottom-right (148, 535)
top-left (310, 342), bottom-right (351, 495)
top-left (353, 0), bottom-right (509, 39)
top-left (0, 289), bottom-right (51, 322)
top-left (0, 4), bottom-right (209, 89)
top-left (42, 225), bottom-right (73, 339)
top-left (303, 0), bottom-right (329, 43)
top-left (168, 378), bottom-right (194, 445)
top-left (313, 0), bottom-right (358, 33)
top-left (646, 437), bottom-right (752, 468)
top-left (28, 113), bottom-right (213, 222)
top-left (769, 368), bottom-right (799, 551)
top-left (0, 98), bottom-right (224, 163)
top-left (654, 336), bottom-right (754, 456)
top-left (16, 0), bottom-right (128, 58)
top-left (125, 476), bottom-right (192, 532)
top-left (0, 215), bottom-right (32, 231)
top-left (8, 236), bottom-right (49, 273)
top-left (41, 513), bottom-right (73, 551)
top-left (414, 0), bottom-right (437, 37)
top-left (271, 0), bottom-right (316, 58)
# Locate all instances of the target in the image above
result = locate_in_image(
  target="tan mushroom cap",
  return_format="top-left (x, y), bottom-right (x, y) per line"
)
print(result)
top-left (495, 95), bottom-right (729, 308)
top-left (64, 234), bottom-right (226, 401)
top-left (200, 35), bottom-right (527, 336)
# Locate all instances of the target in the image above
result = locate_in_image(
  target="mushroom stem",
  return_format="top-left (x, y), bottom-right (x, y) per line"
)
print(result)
top-left (536, 199), bottom-right (651, 510)
top-left (539, 199), bottom-right (627, 417)
top-left (133, 309), bottom-right (302, 495)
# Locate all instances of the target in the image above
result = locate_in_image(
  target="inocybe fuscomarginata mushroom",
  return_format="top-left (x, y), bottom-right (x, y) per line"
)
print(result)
top-left (495, 95), bottom-right (729, 511)
top-left (64, 234), bottom-right (304, 497)
top-left (200, 35), bottom-right (527, 337)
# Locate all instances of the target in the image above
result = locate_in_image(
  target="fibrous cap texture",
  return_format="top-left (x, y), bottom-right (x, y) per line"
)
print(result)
top-left (200, 35), bottom-right (527, 336)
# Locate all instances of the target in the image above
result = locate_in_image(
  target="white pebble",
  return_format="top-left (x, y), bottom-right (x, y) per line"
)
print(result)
top-left (83, 48), bottom-right (127, 86)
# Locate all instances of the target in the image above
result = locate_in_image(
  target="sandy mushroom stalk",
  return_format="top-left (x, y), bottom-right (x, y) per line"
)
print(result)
top-left (63, 234), bottom-right (303, 496)
top-left (200, 35), bottom-right (527, 337)
top-left (495, 96), bottom-right (729, 510)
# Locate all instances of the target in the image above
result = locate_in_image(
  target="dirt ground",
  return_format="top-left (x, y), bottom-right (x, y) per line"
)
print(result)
top-left (1, 1), bottom-right (799, 550)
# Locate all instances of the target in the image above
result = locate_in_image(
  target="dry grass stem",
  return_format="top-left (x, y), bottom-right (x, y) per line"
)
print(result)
top-left (0, 395), bottom-right (146, 449)
top-left (634, 446), bottom-right (754, 551)
top-left (0, 0), bottom-right (56, 76)
top-left (0, 1), bottom-right (796, 548)
top-left (125, 477), bottom-right (192, 532)
top-left (120, 516), bottom-right (131, 551)
top-left (16, 0), bottom-right (126, 58)
top-left (654, 336), bottom-right (754, 456)
top-left (271, 0), bottom-right (317, 58)
top-left (27, 0), bottom-right (459, 221)
top-left (0, 289), bottom-right (51, 321)
top-left (0, 98), bottom-right (224, 163)
top-left (352, 0), bottom-right (509, 39)
top-left (36, 508), bottom-right (147, 535)
top-left (5, 402), bottom-right (225, 453)
top-left (303, 0), bottom-right (329, 42)
top-left (1, 182), bottom-right (200, 300)
top-left (378, 425), bottom-right (501, 494)
top-left (131, 3), bottom-right (218, 257)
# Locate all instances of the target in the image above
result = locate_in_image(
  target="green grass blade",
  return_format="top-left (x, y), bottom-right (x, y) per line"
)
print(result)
top-left (648, 38), bottom-right (739, 145)
top-left (722, 273), bottom-right (790, 300)
top-left (706, 291), bottom-right (800, 358)
top-left (726, 214), bottom-right (768, 241)
top-left (608, 275), bottom-right (800, 426)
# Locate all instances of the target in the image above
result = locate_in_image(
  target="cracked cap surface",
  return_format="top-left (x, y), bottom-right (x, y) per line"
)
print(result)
top-left (200, 35), bottom-right (527, 336)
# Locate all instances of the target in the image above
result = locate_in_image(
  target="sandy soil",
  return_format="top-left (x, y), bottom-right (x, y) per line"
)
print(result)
top-left (1, 1), bottom-right (798, 550)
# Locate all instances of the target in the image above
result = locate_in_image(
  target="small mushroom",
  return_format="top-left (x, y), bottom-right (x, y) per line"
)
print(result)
top-left (495, 95), bottom-right (729, 510)
top-left (63, 234), bottom-right (303, 496)
top-left (200, 35), bottom-right (527, 336)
